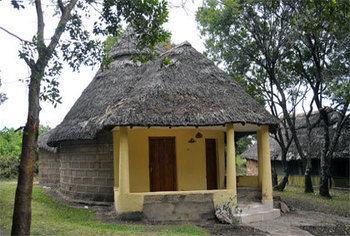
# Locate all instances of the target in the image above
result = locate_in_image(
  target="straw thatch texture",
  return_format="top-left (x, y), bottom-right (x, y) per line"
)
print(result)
top-left (109, 28), bottom-right (166, 59)
top-left (38, 129), bottom-right (57, 153)
top-left (48, 39), bottom-right (278, 146)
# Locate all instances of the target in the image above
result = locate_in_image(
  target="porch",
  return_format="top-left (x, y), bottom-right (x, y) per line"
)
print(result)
top-left (112, 124), bottom-right (275, 221)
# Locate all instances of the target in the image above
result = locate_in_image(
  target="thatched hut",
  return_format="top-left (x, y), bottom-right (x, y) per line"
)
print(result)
top-left (38, 129), bottom-right (59, 187)
top-left (241, 112), bottom-right (350, 188)
top-left (39, 30), bottom-right (280, 221)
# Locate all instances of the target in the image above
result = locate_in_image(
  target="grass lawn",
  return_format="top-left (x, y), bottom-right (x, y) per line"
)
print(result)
top-left (274, 186), bottom-right (350, 216)
top-left (0, 180), bottom-right (206, 235)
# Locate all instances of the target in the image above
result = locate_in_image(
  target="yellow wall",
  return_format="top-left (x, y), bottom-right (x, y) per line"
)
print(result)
top-left (113, 131), bottom-right (119, 188)
top-left (112, 127), bottom-right (225, 193)
top-left (237, 176), bottom-right (259, 188)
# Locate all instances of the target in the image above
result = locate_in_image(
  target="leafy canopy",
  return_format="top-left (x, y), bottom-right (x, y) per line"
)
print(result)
top-left (196, 0), bottom-right (300, 107)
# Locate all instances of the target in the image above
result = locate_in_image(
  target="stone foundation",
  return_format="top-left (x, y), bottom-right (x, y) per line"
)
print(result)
top-left (38, 150), bottom-right (60, 187)
top-left (143, 193), bottom-right (215, 221)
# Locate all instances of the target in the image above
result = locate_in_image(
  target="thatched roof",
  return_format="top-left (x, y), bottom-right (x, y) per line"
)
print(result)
top-left (38, 129), bottom-right (57, 153)
top-left (47, 33), bottom-right (278, 146)
top-left (109, 28), bottom-right (165, 59)
top-left (241, 113), bottom-right (350, 161)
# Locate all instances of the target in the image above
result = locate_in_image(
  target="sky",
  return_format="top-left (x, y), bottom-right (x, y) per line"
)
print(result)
top-left (0, 0), bottom-right (204, 129)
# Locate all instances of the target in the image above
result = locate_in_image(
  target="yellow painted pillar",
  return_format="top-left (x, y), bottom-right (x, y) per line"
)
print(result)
top-left (257, 129), bottom-right (263, 188)
top-left (118, 126), bottom-right (130, 194)
top-left (226, 124), bottom-right (236, 193)
top-left (260, 125), bottom-right (273, 204)
top-left (112, 129), bottom-right (120, 188)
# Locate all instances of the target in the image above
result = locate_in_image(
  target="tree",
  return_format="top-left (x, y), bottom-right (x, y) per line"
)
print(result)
top-left (292, 0), bottom-right (350, 197)
top-left (0, 0), bottom-right (169, 234)
top-left (196, 0), bottom-right (310, 191)
top-left (0, 78), bottom-right (7, 105)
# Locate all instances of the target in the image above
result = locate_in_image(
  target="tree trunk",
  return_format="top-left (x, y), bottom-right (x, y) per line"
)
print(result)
top-left (274, 152), bottom-right (289, 191)
top-left (272, 171), bottom-right (278, 187)
top-left (272, 160), bottom-right (278, 187)
top-left (11, 71), bottom-right (41, 235)
top-left (274, 161), bottom-right (289, 191)
top-left (304, 158), bottom-right (313, 193)
top-left (319, 153), bottom-right (331, 198)
top-left (274, 171), bottom-right (289, 191)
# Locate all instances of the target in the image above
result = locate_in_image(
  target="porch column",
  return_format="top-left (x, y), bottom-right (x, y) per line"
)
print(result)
top-left (259, 125), bottom-right (273, 204)
top-left (118, 126), bottom-right (130, 194)
top-left (257, 130), bottom-right (263, 188)
top-left (226, 124), bottom-right (236, 193)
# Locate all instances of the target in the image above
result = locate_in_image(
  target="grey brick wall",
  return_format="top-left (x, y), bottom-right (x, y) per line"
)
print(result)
top-left (58, 132), bottom-right (114, 203)
top-left (38, 150), bottom-right (60, 187)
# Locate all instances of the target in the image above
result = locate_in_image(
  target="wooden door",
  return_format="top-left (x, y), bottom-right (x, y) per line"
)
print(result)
top-left (206, 139), bottom-right (218, 190)
top-left (149, 137), bottom-right (176, 191)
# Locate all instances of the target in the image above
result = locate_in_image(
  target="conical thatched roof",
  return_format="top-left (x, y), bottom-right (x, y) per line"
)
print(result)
top-left (48, 34), bottom-right (278, 146)
top-left (109, 28), bottom-right (166, 59)
top-left (38, 129), bottom-right (57, 153)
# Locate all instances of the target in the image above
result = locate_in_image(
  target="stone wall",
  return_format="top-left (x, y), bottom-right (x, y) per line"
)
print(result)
top-left (38, 150), bottom-right (60, 187)
top-left (58, 132), bottom-right (114, 203)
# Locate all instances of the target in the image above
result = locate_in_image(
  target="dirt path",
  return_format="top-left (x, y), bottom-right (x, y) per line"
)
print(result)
top-left (247, 210), bottom-right (350, 236)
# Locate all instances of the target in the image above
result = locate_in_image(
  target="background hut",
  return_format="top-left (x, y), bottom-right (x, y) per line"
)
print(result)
top-left (38, 129), bottom-right (59, 188)
top-left (241, 112), bottom-right (350, 188)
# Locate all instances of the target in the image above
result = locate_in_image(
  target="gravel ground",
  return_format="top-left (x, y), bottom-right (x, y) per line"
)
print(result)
top-left (248, 210), bottom-right (350, 236)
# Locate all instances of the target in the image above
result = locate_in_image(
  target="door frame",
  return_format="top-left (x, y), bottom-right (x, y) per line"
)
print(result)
top-left (148, 136), bottom-right (177, 192)
top-left (205, 138), bottom-right (219, 190)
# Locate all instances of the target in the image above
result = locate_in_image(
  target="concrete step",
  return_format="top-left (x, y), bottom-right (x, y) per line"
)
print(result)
top-left (237, 187), bottom-right (261, 203)
top-left (239, 202), bottom-right (272, 214)
top-left (234, 203), bottom-right (281, 224)
top-left (143, 193), bottom-right (215, 222)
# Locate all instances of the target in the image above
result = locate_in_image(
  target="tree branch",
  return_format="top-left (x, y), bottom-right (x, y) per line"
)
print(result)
top-left (0, 26), bottom-right (32, 44)
top-left (36, 0), bottom-right (78, 70)
top-left (57, 0), bottom-right (65, 13)
top-left (35, 0), bottom-right (45, 44)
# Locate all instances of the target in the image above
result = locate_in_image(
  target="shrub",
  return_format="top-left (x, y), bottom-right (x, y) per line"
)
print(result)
top-left (0, 127), bottom-right (48, 178)
top-left (0, 155), bottom-right (20, 179)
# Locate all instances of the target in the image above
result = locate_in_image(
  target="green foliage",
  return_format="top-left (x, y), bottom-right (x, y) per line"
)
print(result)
top-left (100, 0), bottom-right (170, 48)
top-left (235, 155), bottom-right (246, 176)
top-left (291, 0), bottom-right (350, 109)
top-left (233, 136), bottom-right (252, 176)
top-left (235, 136), bottom-right (253, 155)
top-left (0, 126), bottom-right (50, 179)
top-left (0, 156), bottom-right (19, 179)
top-left (0, 181), bottom-right (206, 235)
top-left (0, 128), bottom-right (22, 179)
top-left (0, 128), bottom-right (22, 160)
top-left (101, 34), bottom-right (119, 69)
top-left (162, 57), bottom-right (172, 66)
top-left (196, 0), bottom-right (299, 107)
